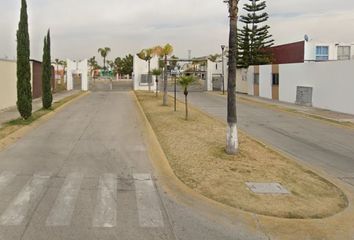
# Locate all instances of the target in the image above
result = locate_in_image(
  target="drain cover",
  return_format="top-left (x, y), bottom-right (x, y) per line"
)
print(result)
top-left (246, 182), bottom-right (290, 194)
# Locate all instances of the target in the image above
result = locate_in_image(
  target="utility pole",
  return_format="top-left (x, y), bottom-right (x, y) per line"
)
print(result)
top-left (221, 45), bottom-right (226, 95)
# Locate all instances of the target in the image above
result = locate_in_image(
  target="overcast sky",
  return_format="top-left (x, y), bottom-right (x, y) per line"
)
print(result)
top-left (1, 0), bottom-right (354, 63)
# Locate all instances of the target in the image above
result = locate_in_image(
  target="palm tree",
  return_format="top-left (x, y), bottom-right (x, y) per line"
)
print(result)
top-left (59, 60), bottom-right (67, 83)
top-left (88, 56), bottom-right (98, 77)
top-left (52, 59), bottom-right (61, 86)
top-left (98, 47), bottom-right (111, 71)
top-left (225, 0), bottom-right (239, 155)
top-left (178, 75), bottom-right (196, 120)
top-left (137, 48), bottom-right (154, 91)
top-left (53, 58), bottom-right (61, 75)
top-left (209, 54), bottom-right (220, 62)
top-left (160, 44), bottom-right (174, 106)
top-left (152, 68), bottom-right (162, 97)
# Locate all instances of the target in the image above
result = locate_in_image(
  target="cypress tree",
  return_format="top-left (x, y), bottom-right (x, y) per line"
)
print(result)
top-left (238, 0), bottom-right (274, 66)
top-left (42, 30), bottom-right (53, 109)
top-left (16, 0), bottom-right (32, 119)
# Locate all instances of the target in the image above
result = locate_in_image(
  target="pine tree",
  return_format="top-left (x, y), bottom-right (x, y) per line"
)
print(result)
top-left (42, 30), bottom-right (53, 109)
top-left (237, 25), bottom-right (251, 68)
top-left (238, 0), bottom-right (274, 66)
top-left (16, 0), bottom-right (32, 119)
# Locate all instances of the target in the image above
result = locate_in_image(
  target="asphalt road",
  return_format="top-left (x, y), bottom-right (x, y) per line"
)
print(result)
top-left (176, 92), bottom-right (354, 187)
top-left (0, 91), bottom-right (266, 240)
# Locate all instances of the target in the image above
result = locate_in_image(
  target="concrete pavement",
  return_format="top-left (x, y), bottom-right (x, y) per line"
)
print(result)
top-left (175, 92), bottom-right (354, 187)
top-left (0, 91), bottom-right (266, 240)
top-left (238, 94), bottom-right (354, 124)
top-left (0, 90), bottom-right (80, 128)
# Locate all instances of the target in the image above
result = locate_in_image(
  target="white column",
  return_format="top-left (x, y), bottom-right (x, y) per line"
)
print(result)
top-left (78, 59), bottom-right (88, 91)
top-left (66, 59), bottom-right (75, 91)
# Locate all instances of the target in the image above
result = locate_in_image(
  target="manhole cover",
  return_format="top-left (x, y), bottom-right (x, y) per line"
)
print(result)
top-left (246, 182), bottom-right (290, 194)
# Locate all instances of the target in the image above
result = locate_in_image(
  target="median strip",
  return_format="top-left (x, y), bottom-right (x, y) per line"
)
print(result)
top-left (135, 91), bottom-right (348, 219)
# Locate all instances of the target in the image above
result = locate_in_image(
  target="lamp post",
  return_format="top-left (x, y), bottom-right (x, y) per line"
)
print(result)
top-left (221, 45), bottom-right (226, 95)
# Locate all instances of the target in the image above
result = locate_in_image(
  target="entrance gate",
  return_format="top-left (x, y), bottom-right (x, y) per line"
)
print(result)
top-left (67, 59), bottom-right (88, 91)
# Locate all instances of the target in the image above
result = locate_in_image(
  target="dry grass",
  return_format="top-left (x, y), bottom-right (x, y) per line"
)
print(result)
top-left (136, 91), bottom-right (348, 219)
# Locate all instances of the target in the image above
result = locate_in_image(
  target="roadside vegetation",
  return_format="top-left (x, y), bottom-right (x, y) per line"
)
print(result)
top-left (0, 92), bottom-right (84, 141)
top-left (136, 91), bottom-right (348, 219)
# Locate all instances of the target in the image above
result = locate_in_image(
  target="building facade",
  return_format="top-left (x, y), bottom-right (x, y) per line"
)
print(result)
top-left (268, 39), bottom-right (354, 64)
top-left (0, 59), bottom-right (54, 111)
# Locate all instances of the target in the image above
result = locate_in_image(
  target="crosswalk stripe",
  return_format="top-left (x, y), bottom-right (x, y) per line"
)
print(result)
top-left (133, 174), bottom-right (164, 228)
top-left (0, 172), bottom-right (16, 193)
top-left (92, 173), bottom-right (117, 228)
top-left (46, 173), bottom-right (83, 226)
top-left (0, 174), bottom-right (50, 226)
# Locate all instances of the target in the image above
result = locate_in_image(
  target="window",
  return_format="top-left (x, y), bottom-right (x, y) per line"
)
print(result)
top-left (272, 74), bottom-right (279, 86)
top-left (316, 46), bottom-right (329, 61)
top-left (140, 74), bottom-right (152, 84)
top-left (338, 46), bottom-right (351, 60)
top-left (254, 73), bottom-right (259, 85)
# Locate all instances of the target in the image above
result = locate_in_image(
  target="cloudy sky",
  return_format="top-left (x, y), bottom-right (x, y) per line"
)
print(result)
top-left (1, 0), bottom-right (354, 64)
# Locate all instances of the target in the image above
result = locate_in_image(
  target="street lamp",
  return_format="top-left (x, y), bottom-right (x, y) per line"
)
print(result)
top-left (221, 45), bottom-right (226, 95)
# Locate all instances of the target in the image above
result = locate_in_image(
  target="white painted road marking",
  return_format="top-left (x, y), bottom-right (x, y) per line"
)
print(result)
top-left (46, 173), bottom-right (84, 226)
top-left (0, 174), bottom-right (50, 226)
top-left (92, 174), bottom-right (117, 228)
top-left (133, 174), bottom-right (164, 228)
top-left (0, 172), bottom-right (16, 193)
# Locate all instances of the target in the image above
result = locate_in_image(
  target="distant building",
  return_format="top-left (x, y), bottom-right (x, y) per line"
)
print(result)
top-left (268, 39), bottom-right (354, 64)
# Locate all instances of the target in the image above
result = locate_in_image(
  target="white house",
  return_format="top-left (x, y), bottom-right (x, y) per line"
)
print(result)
top-left (304, 39), bottom-right (354, 62)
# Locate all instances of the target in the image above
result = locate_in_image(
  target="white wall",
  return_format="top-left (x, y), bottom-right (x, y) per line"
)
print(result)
top-left (0, 60), bottom-right (17, 110)
top-left (207, 60), bottom-right (226, 91)
top-left (66, 59), bottom-right (88, 91)
top-left (236, 69), bottom-right (248, 94)
top-left (259, 65), bottom-right (272, 99)
top-left (247, 66), bottom-right (255, 96)
top-left (77, 59), bottom-right (88, 91)
top-left (133, 56), bottom-right (158, 91)
top-left (279, 60), bottom-right (354, 114)
top-left (207, 60), bottom-right (247, 93)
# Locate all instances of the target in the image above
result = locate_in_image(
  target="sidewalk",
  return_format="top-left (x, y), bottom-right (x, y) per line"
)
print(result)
top-left (237, 94), bottom-right (354, 124)
top-left (0, 90), bottom-right (80, 128)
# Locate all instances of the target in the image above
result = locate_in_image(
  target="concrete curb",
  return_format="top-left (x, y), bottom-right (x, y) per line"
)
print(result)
top-left (0, 91), bottom-right (90, 152)
top-left (238, 95), bottom-right (354, 131)
top-left (131, 91), bottom-right (266, 237)
top-left (208, 91), bottom-right (354, 130)
top-left (133, 91), bottom-right (354, 239)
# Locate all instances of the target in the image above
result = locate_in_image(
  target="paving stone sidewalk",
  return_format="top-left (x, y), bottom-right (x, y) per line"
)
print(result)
top-left (0, 90), bottom-right (80, 128)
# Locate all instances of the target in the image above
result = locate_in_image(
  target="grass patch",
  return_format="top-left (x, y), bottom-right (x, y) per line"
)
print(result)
top-left (136, 91), bottom-right (348, 219)
top-left (0, 92), bottom-right (84, 141)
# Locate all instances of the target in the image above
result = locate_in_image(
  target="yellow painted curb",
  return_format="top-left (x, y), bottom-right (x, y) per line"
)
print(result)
top-left (0, 91), bottom-right (90, 152)
top-left (133, 91), bottom-right (354, 240)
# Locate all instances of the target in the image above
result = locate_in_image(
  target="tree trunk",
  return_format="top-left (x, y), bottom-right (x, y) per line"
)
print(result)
top-left (156, 76), bottom-right (159, 97)
top-left (184, 89), bottom-right (188, 120)
top-left (163, 55), bottom-right (168, 106)
top-left (148, 60), bottom-right (151, 92)
top-left (226, 0), bottom-right (239, 155)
